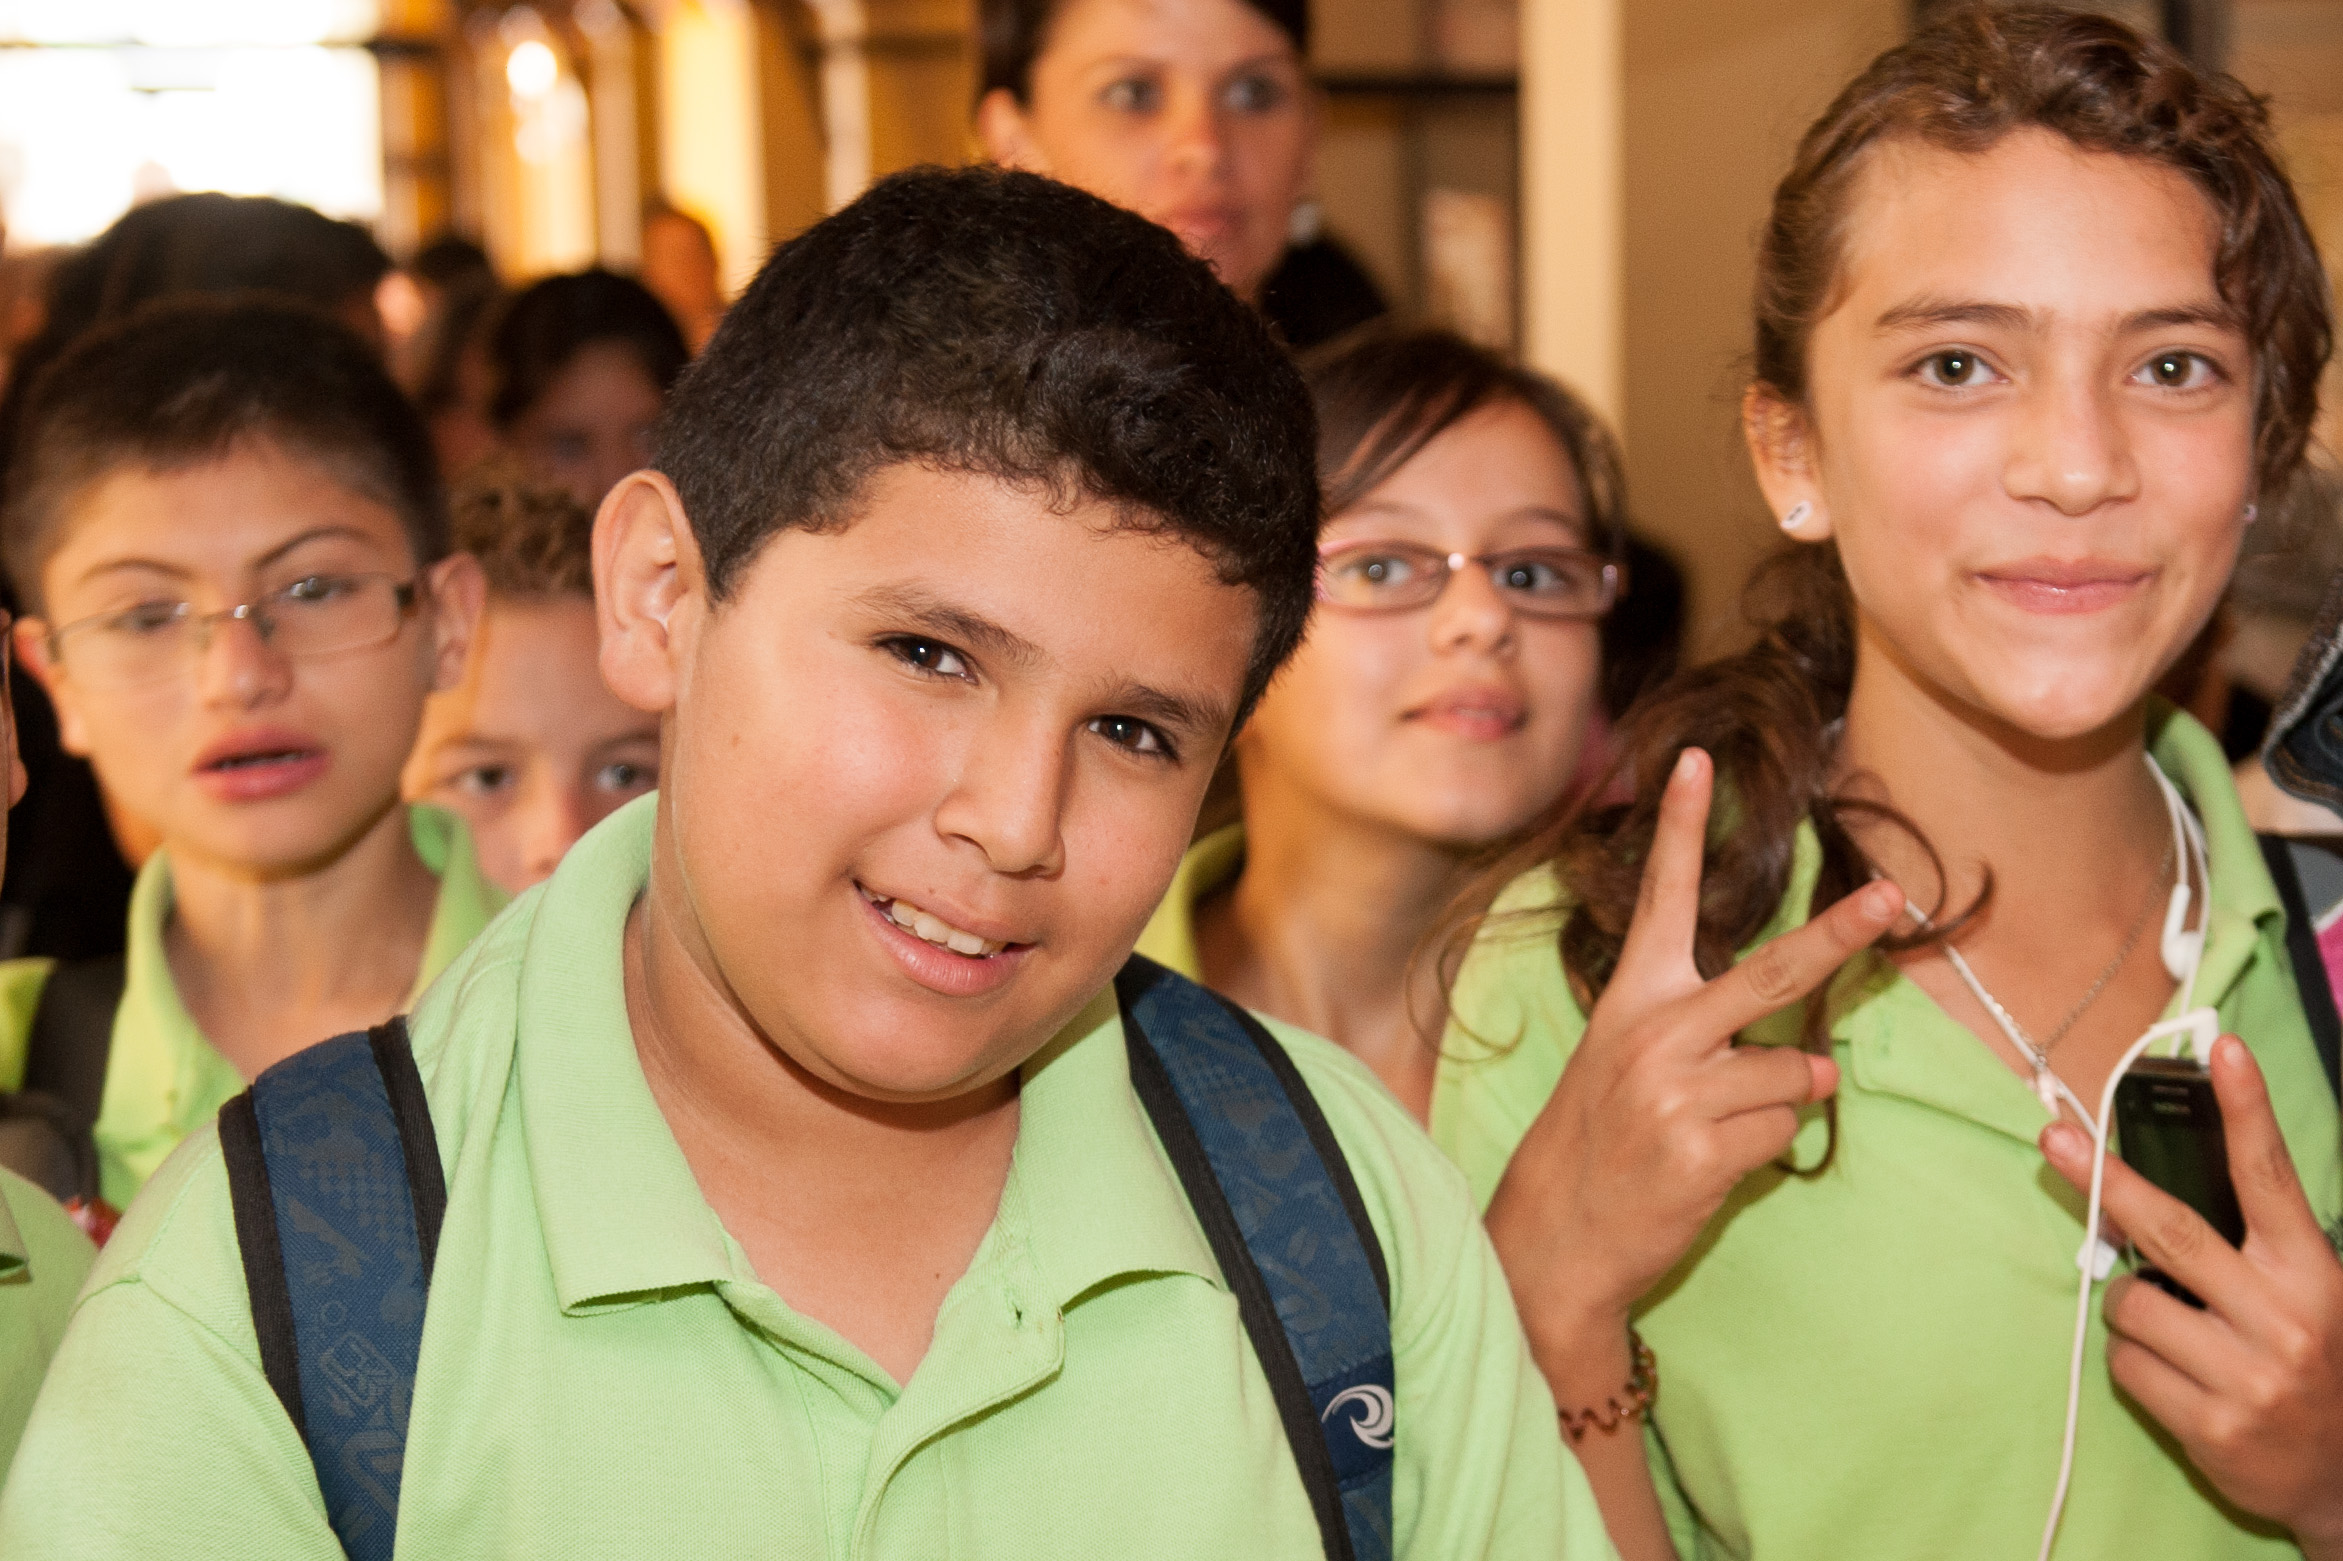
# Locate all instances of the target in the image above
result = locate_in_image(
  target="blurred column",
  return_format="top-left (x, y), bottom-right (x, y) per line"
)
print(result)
top-left (804, 0), bottom-right (874, 211)
top-left (1520, 0), bottom-right (1623, 430)
top-left (378, 0), bottom-right (457, 257)
top-left (577, 0), bottom-right (644, 270)
top-left (653, 0), bottom-right (769, 294)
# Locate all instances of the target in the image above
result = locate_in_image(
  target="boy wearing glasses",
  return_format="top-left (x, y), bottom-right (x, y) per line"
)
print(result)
top-left (0, 298), bottom-right (497, 1225)
top-left (1, 173), bottom-right (1606, 1558)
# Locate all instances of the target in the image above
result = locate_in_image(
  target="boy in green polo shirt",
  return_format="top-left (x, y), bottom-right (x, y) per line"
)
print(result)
top-left (0, 170), bottom-right (1608, 1557)
top-left (0, 299), bottom-right (499, 1228)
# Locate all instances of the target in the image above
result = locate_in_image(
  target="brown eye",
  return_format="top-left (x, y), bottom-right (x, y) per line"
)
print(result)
top-left (2137, 352), bottom-right (2213, 390)
top-left (885, 636), bottom-right (971, 679)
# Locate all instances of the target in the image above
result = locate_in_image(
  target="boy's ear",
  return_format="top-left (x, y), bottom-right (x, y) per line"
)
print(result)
top-left (1741, 385), bottom-right (1831, 542)
top-left (595, 470), bottom-right (704, 716)
top-left (976, 88), bottom-right (1049, 174)
top-left (422, 552), bottom-right (487, 694)
top-left (12, 617), bottom-right (91, 758)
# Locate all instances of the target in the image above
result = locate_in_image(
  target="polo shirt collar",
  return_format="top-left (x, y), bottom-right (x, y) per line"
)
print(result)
top-left (516, 796), bottom-right (1223, 1317)
top-left (1831, 706), bottom-right (2286, 1140)
top-left (0, 1185), bottom-right (24, 1281)
top-left (514, 796), bottom-right (736, 1310)
top-left (1001, 989), bottom-right (1224, 1313)
top-left (94, 804), bottom-right (500, 1208)
top-left (1130, 824), bottom-right (1246, 983)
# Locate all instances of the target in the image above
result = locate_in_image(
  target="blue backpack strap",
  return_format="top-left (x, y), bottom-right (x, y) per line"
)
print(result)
top-left (219, 1019), bottom-right (444, 1561)
top-left (1114, 954), bottom-right (1393, 1561)
top-left (2259, 833), bottom-right (2343, 1104)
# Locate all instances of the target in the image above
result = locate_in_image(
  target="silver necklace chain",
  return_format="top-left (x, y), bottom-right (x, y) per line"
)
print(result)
top-left (1920, 833), bottom-right (2176, 1070)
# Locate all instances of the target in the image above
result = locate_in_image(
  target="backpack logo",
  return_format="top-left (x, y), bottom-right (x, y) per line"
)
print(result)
top-left (1321, 1383), bottom-right (1395, 1450)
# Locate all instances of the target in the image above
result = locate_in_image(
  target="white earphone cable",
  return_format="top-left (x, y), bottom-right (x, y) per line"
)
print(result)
top-left (2034, 758), bottom-right (2214, 1561)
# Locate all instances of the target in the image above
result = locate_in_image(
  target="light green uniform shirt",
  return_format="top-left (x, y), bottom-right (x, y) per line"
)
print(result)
top-left (0, 795), bottom-right (1613, 1559)
top-left (1133, 822), bottom-right (1246, 978)
top-left (0, 1170), bottom-right (92, 1476)
top-left (1436, 709), bottom-right (2343, 1559)
top-left (0, 805), bottom-right (502, 1210)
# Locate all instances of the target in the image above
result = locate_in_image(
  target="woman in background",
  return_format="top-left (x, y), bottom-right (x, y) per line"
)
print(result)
top-left (1138, 328), bottom-right (1622, 1120)
top-left (975, 0), bottom-right (1338, 320)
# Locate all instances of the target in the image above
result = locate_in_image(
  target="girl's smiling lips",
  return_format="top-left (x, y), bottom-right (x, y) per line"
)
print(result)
top-left (1973, 556), bottom-right (2153, 615)
top-left (1406, 685), bottom-right (1528, 740)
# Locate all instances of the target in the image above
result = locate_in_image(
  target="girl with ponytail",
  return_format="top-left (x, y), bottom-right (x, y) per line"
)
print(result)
top-left (1437, 8), bottom-right (2343, 1557)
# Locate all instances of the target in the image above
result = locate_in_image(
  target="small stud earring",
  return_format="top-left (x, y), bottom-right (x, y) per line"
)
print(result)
top-left (2244, 502), bottom-right (2260, 523)
top-left (1779, 501), bottom-right (1813, 535)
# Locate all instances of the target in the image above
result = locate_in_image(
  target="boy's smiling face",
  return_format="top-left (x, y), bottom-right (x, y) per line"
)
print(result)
top-left (601, 461), bottom-right (1258, 1102)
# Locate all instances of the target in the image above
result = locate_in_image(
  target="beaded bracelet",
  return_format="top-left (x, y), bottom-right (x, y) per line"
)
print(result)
top-left (1558, 1333), bottom-right (1658, 1444)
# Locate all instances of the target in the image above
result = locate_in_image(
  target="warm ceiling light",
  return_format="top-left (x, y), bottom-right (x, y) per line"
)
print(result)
top-left (505, 37), bottom-right (558, 100)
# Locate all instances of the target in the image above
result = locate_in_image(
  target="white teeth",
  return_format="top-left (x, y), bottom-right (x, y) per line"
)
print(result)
top-left (869, 889), bottom-right (1008, 957)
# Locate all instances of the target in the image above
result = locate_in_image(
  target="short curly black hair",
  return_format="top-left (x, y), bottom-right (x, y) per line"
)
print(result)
top-left (450, 464), bottom-right (594, 599)
top-left (655, 165), bottom-right (1320, 725)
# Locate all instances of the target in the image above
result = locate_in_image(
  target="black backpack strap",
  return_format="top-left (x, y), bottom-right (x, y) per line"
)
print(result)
top-left (23, 952), bottom-right (125, 1124)
top-left (2259, 833), bottom-right (2343, 1105)
top-left (220, 1019), bottom-right (444, 1561)
top-left (0, 953), bottom-right (127, 1209)
top-left (1115, 954), bottom-right (1393, 1561)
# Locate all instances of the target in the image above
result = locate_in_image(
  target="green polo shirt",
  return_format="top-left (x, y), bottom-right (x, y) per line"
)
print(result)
top-left (0, 805), bottom-right (503, 1210)
top-left (1133, 822), bottom-right (1246, 977)
top-left (0, 1170), bottom-right (92, 1476)
top-left (0, 795), bottom-right (1613, 1559)
top-left (1436, 708), bottom-right (2343, 1559)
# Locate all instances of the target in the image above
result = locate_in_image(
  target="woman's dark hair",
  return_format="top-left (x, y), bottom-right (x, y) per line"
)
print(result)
top-left (1447, 4), bottom-right (2333, 1164)
top-left (979, 0), bottom-right (1308, 102)
top-left (486, 269), bottom-right (690, 430)
top-left (3, 297), bottom-right (447, 613)
top-left (1304, 327), bottom-right (1626, 555)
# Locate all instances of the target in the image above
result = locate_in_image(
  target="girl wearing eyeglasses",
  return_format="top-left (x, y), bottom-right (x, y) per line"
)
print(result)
top-left (1135, 327), bottom-right (1622, 1121)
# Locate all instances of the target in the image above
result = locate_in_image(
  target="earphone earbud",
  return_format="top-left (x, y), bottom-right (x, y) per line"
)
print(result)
top-left (1779, 501), bottom-right (1813, 535)
top-left (2160, 880), bottom-right (2201, 981)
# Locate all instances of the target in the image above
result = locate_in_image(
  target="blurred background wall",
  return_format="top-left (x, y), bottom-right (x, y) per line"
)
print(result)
top-left (1, 0), bottom-right (2337, 656)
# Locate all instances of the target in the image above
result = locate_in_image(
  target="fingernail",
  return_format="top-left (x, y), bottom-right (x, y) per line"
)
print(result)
top-left (1674, 748), bottom-right (1700, 781)
top-left (1862, 881), bottom-right (1899, 918)
top-left (2041, 1121), bottom-right (2081, 1159)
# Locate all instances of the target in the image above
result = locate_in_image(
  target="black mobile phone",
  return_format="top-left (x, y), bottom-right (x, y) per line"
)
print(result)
top-left (2113, 1056), bottom-right (2245, 1309)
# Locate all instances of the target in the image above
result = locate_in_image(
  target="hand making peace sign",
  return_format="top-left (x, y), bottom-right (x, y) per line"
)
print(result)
top-left (1485, 747), bottom-right (1905, 1371)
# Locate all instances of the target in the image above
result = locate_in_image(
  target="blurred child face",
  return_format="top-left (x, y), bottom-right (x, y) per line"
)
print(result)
top-left (510, 342), bottom-right (665, 509)
top-left (19, 440), bottom-right (480, 879)
top-left (977, 0), bottom-right (1313, 302)
top-left (1240, 399), bottom-right (1603, 847)
top-left (406, 594), bottom-right (660, 894)
top-left (1752, 129), bottom-right (2257, 742)
top-left (601, 461), bottom-right (1256, 1103)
